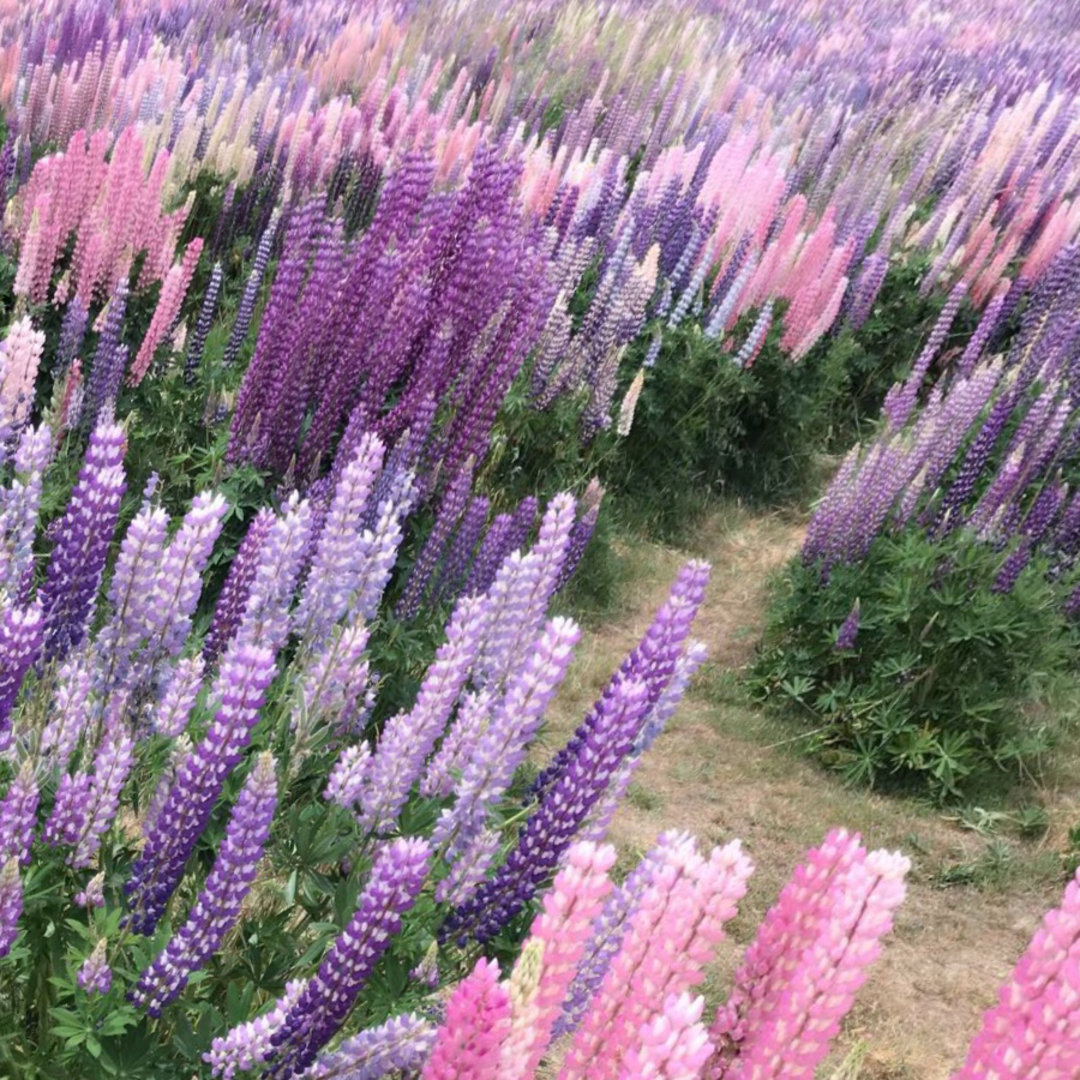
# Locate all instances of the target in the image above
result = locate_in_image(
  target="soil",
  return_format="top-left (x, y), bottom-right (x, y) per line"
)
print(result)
top-left (537, 505), bottom-right (1077, 1079)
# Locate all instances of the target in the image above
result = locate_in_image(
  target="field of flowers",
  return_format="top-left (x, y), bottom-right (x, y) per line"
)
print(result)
top-left (0, 0), bottom-right (1077, 1076)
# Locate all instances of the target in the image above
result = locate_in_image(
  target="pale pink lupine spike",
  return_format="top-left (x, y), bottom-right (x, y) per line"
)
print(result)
top-left (422, 957), bottom-right (511, 1080)
top-left (499, 841), bottom-right (618, 1079)
top-left (561, 833), bottom-right (752, 1080)
top-left (952, 868), bottom-right (1080, 1080)
top-left (618, 992), bottom-right (715, 1080)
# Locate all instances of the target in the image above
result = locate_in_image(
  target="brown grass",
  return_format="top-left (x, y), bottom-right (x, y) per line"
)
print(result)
top-left (535, 504), bottom-right (1077, 1078)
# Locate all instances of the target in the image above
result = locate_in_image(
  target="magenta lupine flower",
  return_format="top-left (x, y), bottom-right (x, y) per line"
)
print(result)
top-left (422, 958), bottom-right (510, 1080)
top-left (39, 418), bottom-right (127, 662)
top-left (76, 939), bottom-right (112, 995)
top-left (0, 762), bottom-right (38, 866)
top-left (71, 718), bottom-right (135, 868)
top-left (0, 857), bottom-right (22, 956)
top-left (357, 596), bottom-right (487, 833)
top-left (265, 837), bottom-right (431, 1077)
top-left (952, 867), bottom-right (1080, 1079)
top-left (125, 642), bottom-right (277, 935)
top-left (204, 509), bottom-right (275, 664)
top-left (295, 433), bottom-right (386, 646)
top-left (498, 842), bottom-right (617, 1077)
top-left (308, 1013), bottom-right (436, 1079)
top-left (131, 753), bottom-right (278, 1015)
top-left (0, 599), bottom-right (44, 750)
top-left (152, 656), bottom-right (206, 737)
top-left (205, 979), bottom-right (309, 1079)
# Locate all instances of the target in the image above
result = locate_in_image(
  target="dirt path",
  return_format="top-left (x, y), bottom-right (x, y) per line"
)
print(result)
top-left (540, 506), bottom-right (1075, 1078)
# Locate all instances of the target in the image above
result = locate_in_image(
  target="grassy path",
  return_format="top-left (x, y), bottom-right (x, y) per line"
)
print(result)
top-left (540, 506), bottom-right (1078, 1078)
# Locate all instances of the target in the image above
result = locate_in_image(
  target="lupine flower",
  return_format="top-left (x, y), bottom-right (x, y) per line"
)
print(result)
top-left (0, 599), bottom-right (44, 750)
top-left (0, 316), bottom-right (45, 426)
top-left (223, 213), bottom-right (279, 368)
top-left (0, 763), bottom-right (39, 866)
top-left (422, 957), bottom-right (510, 1080)
top-left (835, 601), bottom-right (860, 651)
top-left (619, 992), bottom-right (715, 1079)
top-left (39, 417), bottom-right (127, 662)
top-left (41, 657), bottom-right (93, 772)
top-left (205, 980), bottom-right (309, 1079)
top-left (185, 261), bottom-right (223, 384)
top-left (72, 717), bottom-right (135, 868)
top-left (74, 871), bottom-right (105, 909)
top-left (0, 857), bottom-right (23, 957)
top-left (76, 939), bottom-right (112, 995)
top-left (0, 424), bottom-right (53, 596)
top-left (152, 656), bottom-right (206, 738)
top-left (265, 837), bottom-right (431, 1077)
top-left (309, 1013), bottom-right (436, 1079)
top-left (131, 753), bottom-right (278, 1015)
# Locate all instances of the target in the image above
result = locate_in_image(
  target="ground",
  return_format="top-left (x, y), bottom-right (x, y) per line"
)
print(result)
top-left (539, 504), bottom-right (1078, 1078)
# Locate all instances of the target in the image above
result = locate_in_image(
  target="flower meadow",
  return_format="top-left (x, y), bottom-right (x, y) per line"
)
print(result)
top-left (0, 0), bottom-right (1078, 1076)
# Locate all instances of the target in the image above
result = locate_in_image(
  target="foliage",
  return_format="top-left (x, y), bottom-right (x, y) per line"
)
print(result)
top-left (750, 526), bottom-right (1079, 801)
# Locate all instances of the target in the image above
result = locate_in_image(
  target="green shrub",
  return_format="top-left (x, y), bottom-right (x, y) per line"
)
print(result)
top-left (749, 526), bottom-right (1078, 802)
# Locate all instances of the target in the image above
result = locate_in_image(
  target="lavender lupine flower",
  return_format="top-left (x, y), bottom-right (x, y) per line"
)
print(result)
top-left (306, 1013), bottom-right (436, 1079)
top-left (204, 509), bottom-right (275, 664)
top-left (56, 297), bottom-right (88, 375)
top-left (39, 418), bottom-right (127, 662)
top-left (294, 433), bottom-right (386, 646)
top-left (0, 599), bottom-right (43, 749)
top-left (83, 283), bottom-right (129, 430)
top-left (140, 492), bottom-right (229, 668)
top-left (152, 656), bottom-right (206, 737)
top-left (41, 657), bottom-right (92, 772)
top-left (72, 718), bottom-right (135, 868)
top-left (396, 461), bottom-right (475, 621)
top-left (352, 472), bottom-right (418, 620)
top-left (43, 772), bottom-right (93, 849)
top-left (0, 424), bottom-right (52, 595)
top-left (419, 687), bottom-right (496, 800)
top-left (76, 939), bottom-right (112, 995)
top-left (94, 503), bottom-right (170, 690)
top-left (474, 493), bottom-right (576, 688)
top-left (131, 753), bottom-right (278, 1015)
top-left (223, 212), bottom-right (280, 368)
top-left (324, 743), bottom-right (372, 810)
top-left (205, 979), bottom-right (309, 1079)
top-left (836, 601), bottom-right (861, 650)
top-left (357, 596), bottom-right (487, 833)
top-left (555, 479), bottom-right (604, 593)
top-left (0, 763), bottom-right (38, 866)
top-left (74, 871), bottom-right (105, 909)
top-left (443, 677), bottom-right (652, 945)
top-left (432, 618), bottom-right (581, 898)
top-left (265, 838), bottom-right (431, 1078)
top-left (0, 857), bottom-right (22, 956)
top-left (184, 261), bottom-right (223, 383)
top-left (125, 643), bottom-right (277, 935)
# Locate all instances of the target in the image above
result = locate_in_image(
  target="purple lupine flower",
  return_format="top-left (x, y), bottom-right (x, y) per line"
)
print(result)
top-left (265, 837), bottom-right (431, 1078)
top-left (95, 503), bottom-right (171, 690)
top-left (836, 601), bottom-right (861, 651)
top-left (432, 495), bottom-right (490, 603)
top-left (306, 1013), bottom-right (436, 1079)
top-left (71, 716), bottom-right (135, 868)
top-left (555, 479), bottom-right (604, 593)
top-left (531, 560), bottom-right (710, 800)
top-left (83, 283), bottom-right (128, 430)
top-left (184, 261), bottom-right (223, 384)
top-left (131, 752), bottom-right (278, 1015)
top-left (152, 656), bottom-right (206, 737)
top-left (205, 979), bottom-right (309, 1079)
top-left (204, 509), bottom-right (275, 664)
top-left (395, 461), bottom-right (475, 621)
top-left (56, 297), bottom-right (88, 375)
top-left (957, 288), bottom-right (1009, 378)
top-left (324, 743), bottom-right (372, 810)
top-left (461, 512), bottom-right (514, 597)
top-left (0, 599), bottom-right (43, 750)
top-left (419, 687), bottom-right (496, 800)
top-left (474, 492), bottom-right (576, 687)
top-left (41, 657), bottom-right (92, 772)
top-left (125, 642), bottom-right (277, 935)
top-left (431, 617), bottom-right (581, 894)
top-left (39, 418), bottom-right (127, 662)
top-left (223, 212), bottom-right (280, 368)
top-left (992, 539), bottom-right (1034, 595)
top-left (141, 492), bottom-right (229, 669)
top-left (43, 772), bottom-right (93, 849)
top-left (74, 871), bottom-right (105, 909)
top-left (0, 857), bottom-right (23, 956)
top-left (0, 763), bottom-right (38, 866)
top-left (357, 596), bottom-right (487, 833)
top-left (295, 433), bottom-right (386, 646)
top-left (76, 939), bottom-right (112, 995)
top-left (1, 424), bottom-right (52, 595)
top-left (442, 677), bottom-right (651, 945)
top-left (353, 471), bottom-right (418, 620)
